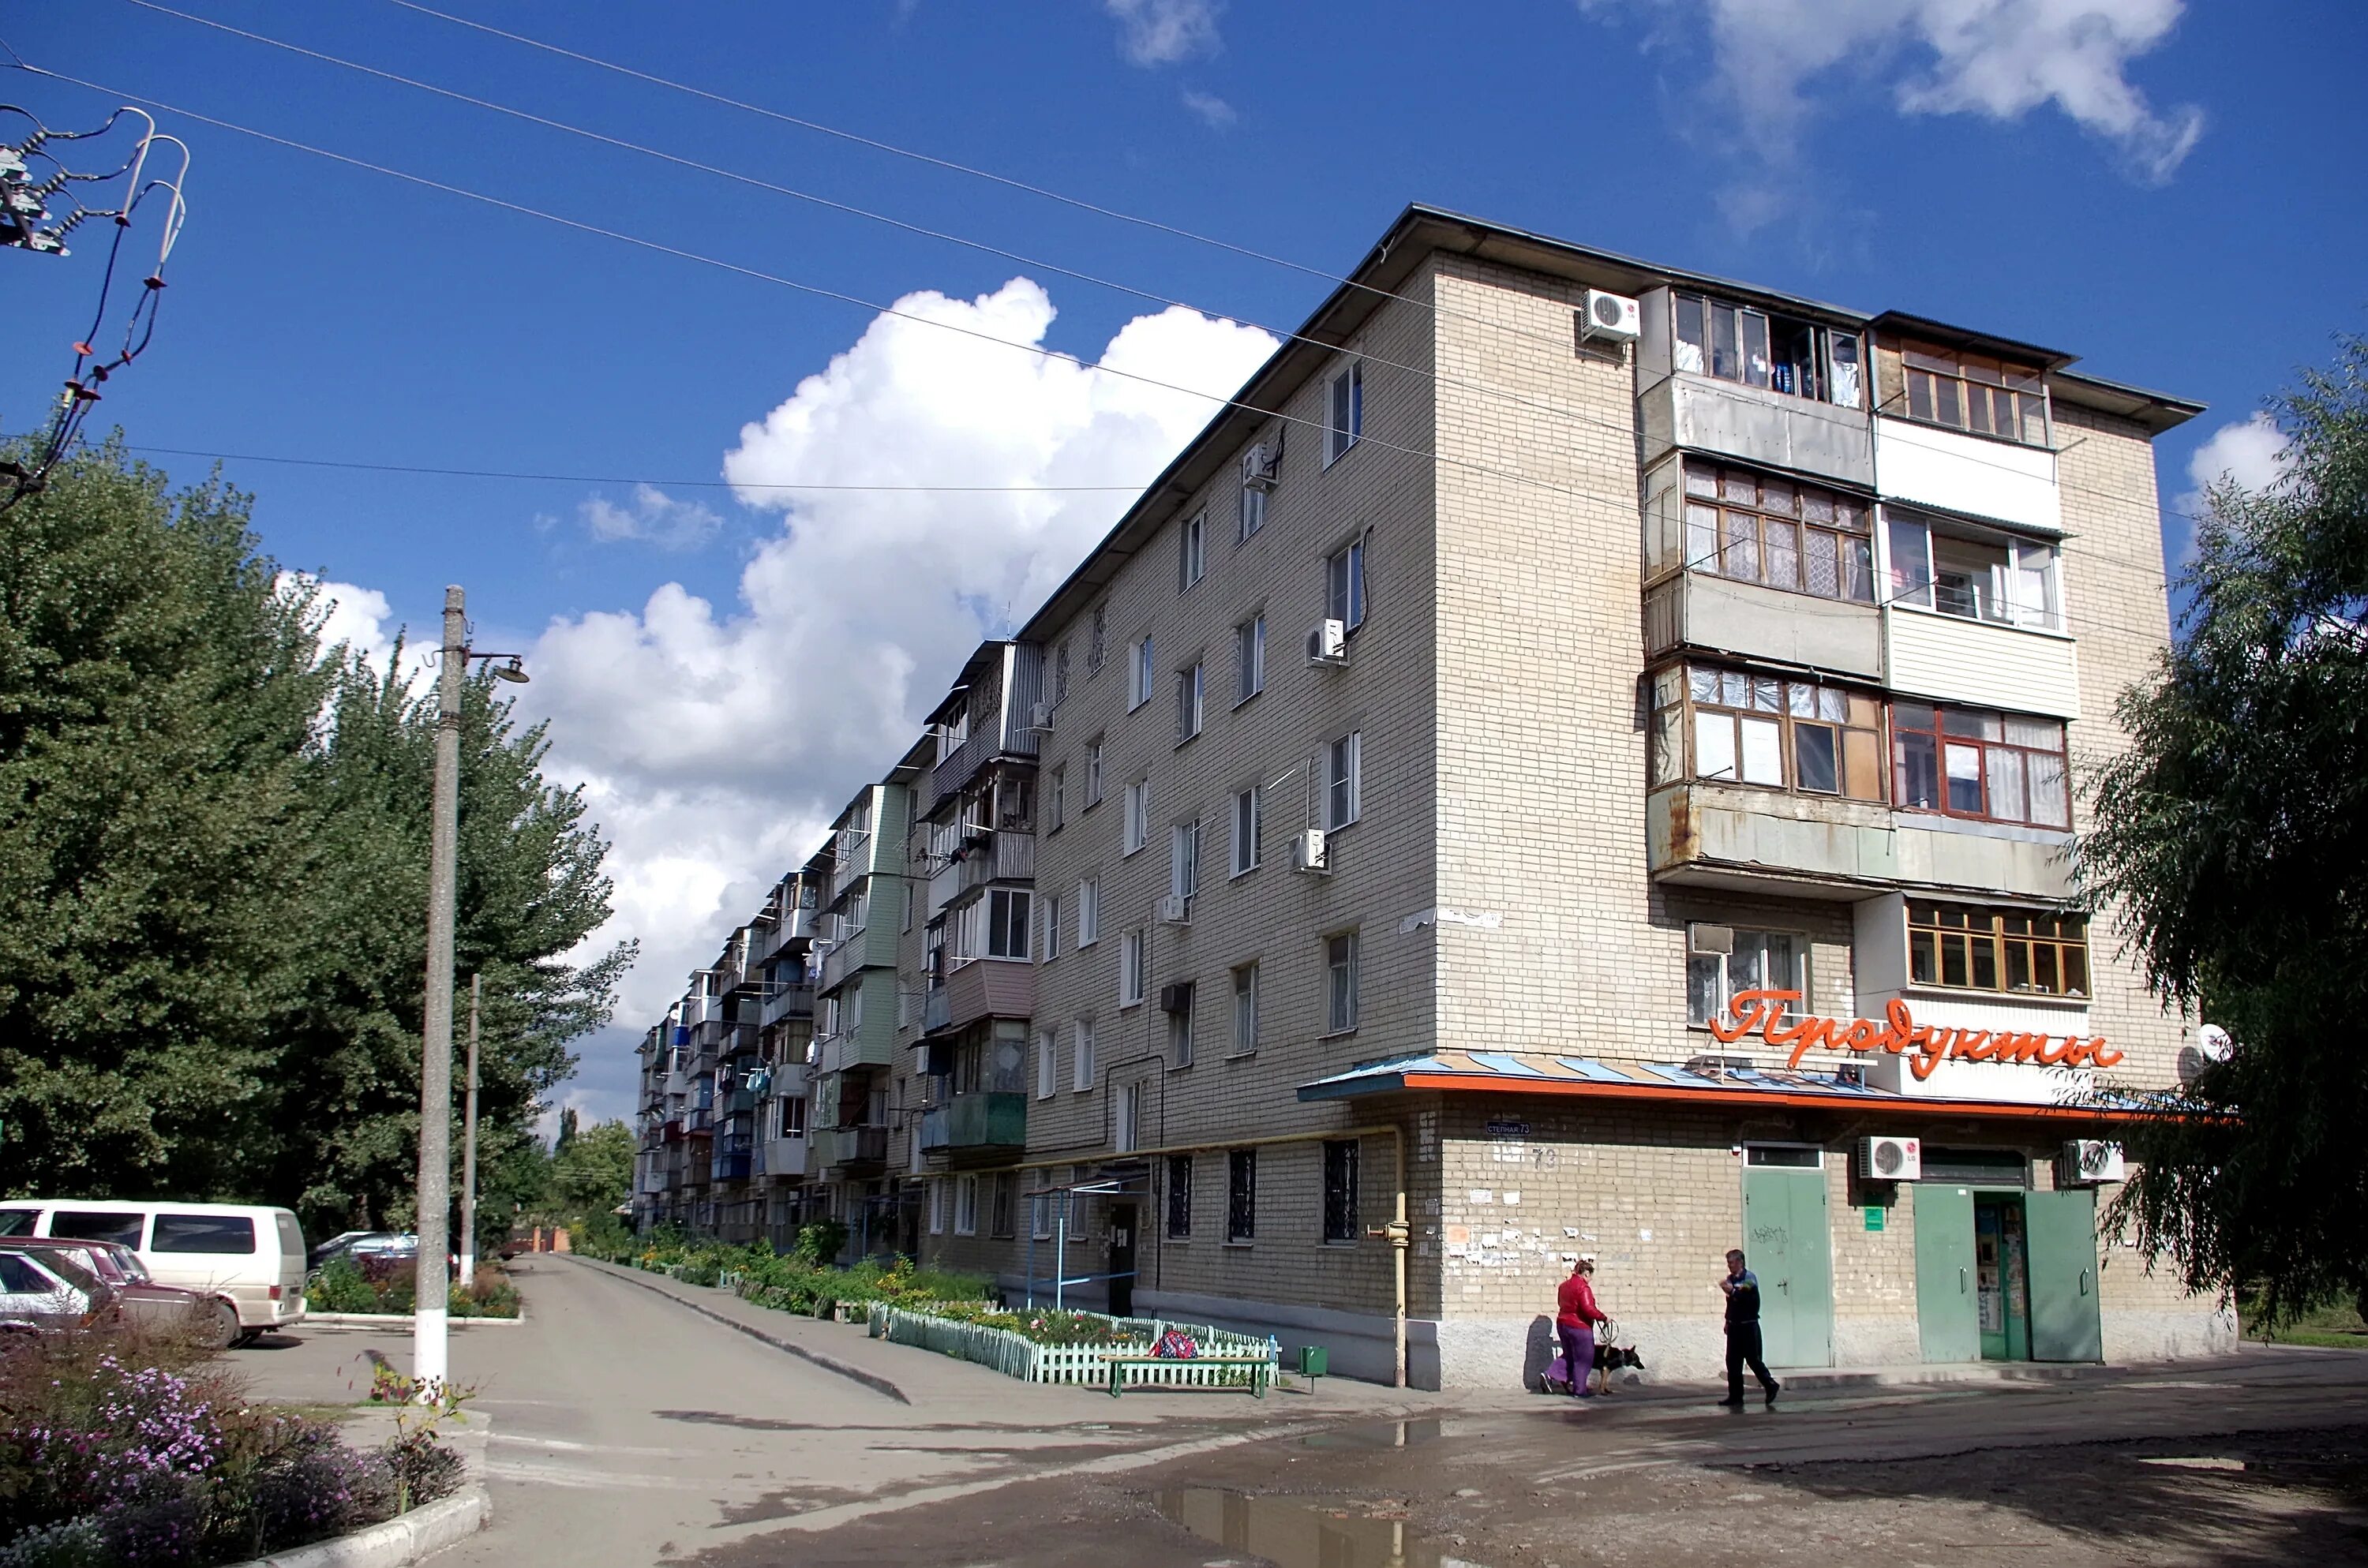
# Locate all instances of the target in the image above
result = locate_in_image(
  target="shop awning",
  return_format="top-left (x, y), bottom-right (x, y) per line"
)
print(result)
top-left (1295, 1048), bottom-right (2163, 1123)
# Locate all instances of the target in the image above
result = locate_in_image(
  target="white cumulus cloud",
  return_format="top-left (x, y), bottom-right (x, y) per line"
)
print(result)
top-left (1106, 0), bottom-right (1223, 65)
top-left (2170, 411), bottom-right (2290, 566)
top-left (1582, 0), bottom-right (2203, 181)
top-left (579, 483), bottom-right (725, 550)
top-left (518, 278), bottom-right (1276, 1087)
top-left (1181, 89), bottom-right (1238, 128)
top-left (275, 571), bottom-right (436, 687)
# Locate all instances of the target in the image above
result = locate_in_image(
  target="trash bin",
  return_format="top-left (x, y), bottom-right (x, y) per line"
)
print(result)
top-left (1299, 1345), bottom-right (1328, 1384)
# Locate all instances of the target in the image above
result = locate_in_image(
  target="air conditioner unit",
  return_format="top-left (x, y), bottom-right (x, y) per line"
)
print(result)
top-left (1156, 893), bottom-right (1190, 925)
top-left (1291, 828), bottom-right (1329, 874)
top-left (1241, 442), bottom-right (1281, 492)
top-left (1578, 289), bottom-right (1642, 344)
top-left (1306, 618), bottom-right (1348, 666)
top-left (1157, 982), bottom-right (1193, 1014)
top-left (2059, 1140), bottom-right (2126, 1185)
top-left (1028, 699), bottom-right (1055, 734)
top-left (1857, 1136), bottom-right (1921, 1181)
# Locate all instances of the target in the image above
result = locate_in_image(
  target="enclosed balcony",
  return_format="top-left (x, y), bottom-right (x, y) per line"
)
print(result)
top-left (811, 1125), bottom-right (889, 1172)
top-left (1639, 372), bottom-right (1873, 491)
top-left (919, 1092), bottom-right (1026, 1158)
top-left (926, 958), bottom-right (1034, 1038)
top-left (760, 982), bottom-right (815, 1028)
top-left (1648, 783), bottom-right (2073, 902)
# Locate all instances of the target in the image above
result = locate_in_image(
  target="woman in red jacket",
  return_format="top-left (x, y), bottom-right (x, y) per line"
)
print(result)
top-left (1555, 1255), bottom-right (1607, 1398)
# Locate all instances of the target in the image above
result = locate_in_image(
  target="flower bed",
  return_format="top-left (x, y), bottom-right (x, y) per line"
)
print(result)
top-left (867, 1302), bottom-right (1278, 1389)
top-left (305, 1256), bottom-right (521, 1319)
top-left (0, 1330), bottom-right (466, 1567)
top-left (582, 1227), bottom-right (992, 1319)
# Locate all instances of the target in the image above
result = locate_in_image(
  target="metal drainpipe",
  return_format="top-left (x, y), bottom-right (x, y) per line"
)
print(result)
top-left (1007, 1121), bottom-right (1408, 1388)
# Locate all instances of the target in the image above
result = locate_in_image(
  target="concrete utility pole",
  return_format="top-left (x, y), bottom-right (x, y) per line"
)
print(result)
top-left (413, 585), bottom-right (465, 1395)
top-left (459, 972), bottom-right (481, 1291)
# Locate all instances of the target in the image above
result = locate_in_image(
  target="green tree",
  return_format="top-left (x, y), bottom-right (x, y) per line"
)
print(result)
top-left (2077, 337), bottom-right (2368, 1323)
top-left (545, 1119), bottom-right (635, 1224)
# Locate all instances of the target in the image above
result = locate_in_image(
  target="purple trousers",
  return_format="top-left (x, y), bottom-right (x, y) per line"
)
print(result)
top-left (1557, 1323), bottom-right (1596, 1396)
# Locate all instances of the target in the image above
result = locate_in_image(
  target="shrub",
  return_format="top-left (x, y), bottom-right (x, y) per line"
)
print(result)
top-left (791, 1220), bottom-right (848, 1267)
top-left (305, 1259), bottom-right (377, 1315)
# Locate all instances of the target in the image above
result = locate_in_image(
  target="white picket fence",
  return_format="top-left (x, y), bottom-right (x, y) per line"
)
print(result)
top-left (867, 1303), bottom-right (1277, 1389)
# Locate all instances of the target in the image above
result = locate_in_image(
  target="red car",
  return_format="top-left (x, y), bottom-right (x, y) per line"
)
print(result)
top-left (0, 1244), bottom-right (122, 1335)
top-left (9, 1236), bottom-right (208, 1337)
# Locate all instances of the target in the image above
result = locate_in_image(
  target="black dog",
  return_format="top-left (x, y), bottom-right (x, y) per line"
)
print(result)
top-left (1591, 1341), bottom-right (1645, 1394)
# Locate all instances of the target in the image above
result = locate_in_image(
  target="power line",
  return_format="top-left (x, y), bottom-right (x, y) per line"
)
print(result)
top-left (121, 443), bottom-right (1148, 492)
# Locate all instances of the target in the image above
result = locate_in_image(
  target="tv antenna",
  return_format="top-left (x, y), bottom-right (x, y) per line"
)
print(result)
top-left (2, 103), bottom-right (190, 510)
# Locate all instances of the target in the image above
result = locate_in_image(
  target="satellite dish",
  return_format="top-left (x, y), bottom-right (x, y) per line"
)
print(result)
top-left (2197, 1024), bottom-right (2234, 1063)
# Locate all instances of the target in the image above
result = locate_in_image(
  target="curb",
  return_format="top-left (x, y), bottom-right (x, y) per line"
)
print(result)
top-left (219, 1487), bottom-right (487, 1568)
top-left (301, 1311), bottom-right (527, 1328)
top-left (568, 1256), bottom-right (911, 1405)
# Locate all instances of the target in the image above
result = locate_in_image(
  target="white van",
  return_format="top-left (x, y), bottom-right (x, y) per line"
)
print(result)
top-left (0, 1199), bottom-right (306, 1347)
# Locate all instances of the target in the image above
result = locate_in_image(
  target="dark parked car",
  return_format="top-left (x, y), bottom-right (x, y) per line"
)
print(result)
top-left (308, 1232), bottom-right (458, 1278)
top-left (9, 1236), bottom-right (207, 1336)
top-left (0, 1244), bottom-right (122, 1335)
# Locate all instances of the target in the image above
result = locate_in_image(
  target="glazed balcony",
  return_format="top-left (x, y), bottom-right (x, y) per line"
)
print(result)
top-left (1647, 782), bottom-right (2073, 901)
top-left (918, 1092), bottom-right (1026, 1157)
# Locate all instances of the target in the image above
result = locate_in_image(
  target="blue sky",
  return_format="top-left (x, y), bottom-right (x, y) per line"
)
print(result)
top-left (6, 1), bottom-right (2362, 1124)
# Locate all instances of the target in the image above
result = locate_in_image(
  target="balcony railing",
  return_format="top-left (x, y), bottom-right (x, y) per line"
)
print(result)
top-left (761, 983), bottom-right (815, 1027)
top-left (918, 1092), bottom-right (1026, 1154)
top-left (924, 985), bottom-right (950, 1034)
top-left (812, 1125), bottom-right (889, 1170)
top-left (957, 829), bottom-right (1035, 895)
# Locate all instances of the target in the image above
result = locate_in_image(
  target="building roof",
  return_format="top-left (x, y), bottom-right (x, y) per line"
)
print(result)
top-left (1295, 1046), bottom-right (2162, 1124)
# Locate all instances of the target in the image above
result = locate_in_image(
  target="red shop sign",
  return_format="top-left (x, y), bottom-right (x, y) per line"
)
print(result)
top-left (1708, 989), bottom-right (2123, 1082)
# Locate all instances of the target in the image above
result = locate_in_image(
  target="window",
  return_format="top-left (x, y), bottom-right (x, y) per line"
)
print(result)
top-left (1122, 780), bottom-right (1149, 855)
top-left (1323, 1140), bottom-right (1361, 1243)
top-left (1227, 1149), bottom-right (1257, 1242)
top-left (1116, 1081), bottom-right (1141, 1153)
top-left (777, 1096), bottom-right (807, 1137)
top-left (1327, 536), bottom-right (1368, 630)
top-left (1324, 732), bottom-right (1362, 829)
top-left (1121, 930), bottom-right (1146, 1007)
top-left (1032, 1185), bottom-right (1054, 1241)
top-left (1672, 293), bottom-right (1863, 408)
top-left (47, 1211), bottom-right (144, 1248)
top-left (1167, 982), bottom-right (1194, 1068)
top-left (1909, 901), bottom-right (2089, 998)
top-left (1687, 926), bottom-right (1809, 1029)
top-left (1130, 636), bottom-right (1155, 710)
top-left (1072, 1017), bottom-right (1096, 1091)
top-left (954, 1174), bottom-right (978, 1236)
top-left (1892, 702), bottom-right (2070, 828)
top-left (1085, 737), bottom-right (1104, 806)
top-left (1894, 339), bottom-right (2051, 447)
top-left (1673, 462), bottom-right (1873, 603)
top-left (1077, 878), bottom-right (1100, 946)
top-left (1325, 932), bottom-right (1359, 1035)
top-left (1887, 511), bottom-right (2062, 631)
top-left (1087, 603), bottom-right (1107, 672)
top-left (1650, 664), bottom-right (1884, 801)
top-left (1231, 961), bottom-right (1258, 1053)
top-left (928, 1180), bottom-right (947, 1235)
top-left (1170, 819), bottom-right (1202, 900)
top-left (1179, 509), bottom-right (1206, 590)
top-left (1047, 765), bottom-right (1066, 833)
top-left (1176, 661), bottom-right (1204, 742)
top-left (1043, 892), bottom-right (1063, 961)
top-left (1239, 481), bottom-right (1267, 542)
top-left (903, 881), bottom-right (914, 932)
top-left (1055, 640), bottom-right (1071, 705)
top-left (152, 1215), bottom-right (256, 1255)
top-left (991, 1173), bottom-right (1016, 1239)
top-left (1231, 787), bottom-right (1261, 876)
top-left (1235, 616), bottom-right (1265, 702)
top-left (1325, 361), bottom-right (1363, 465)
top-left (1167, 1154), bottom-right (1193, 1238)
top-left (1037, 1029), bottom-right (1057, 1098)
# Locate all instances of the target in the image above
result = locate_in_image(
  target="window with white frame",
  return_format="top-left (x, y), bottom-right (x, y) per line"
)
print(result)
top-left (1086, 604), bottom-right (1107, 673)
top-left (1327, 535), bottom-right (1367, 631)
top-left (1176, 661), bottom-right (1204, 742)
top-left (928, 1179), bottom-right (948, 1234)
top-left (1036, 1028), bottom-right (1057, 1098)
top-left (1171, 819), bottom-right (1201, 900)
top-left (987, 888), bottom-right (1030, 959)
top-left (1121, 929), bottom-right (1146, 1007)
top-left (1167, 983), bottom-right (1194, 1069)
top-left (1115, 1080), bottom-right (1141, 1153)
top-left (1325, 361), bottom-right (1363, 465)
top-left (1325, 931), bottom-right (1359, 1035)
top-left (1123, 779), bottom-right (1149, 855)
top-left (1685, 925), bottom-right (1809, 1029)
top-left (1043, 891), bottom-right (1063, 960)
top-left (1235, 616), bottom-right (1265, 702)
top-left (1085, 736), bottom-right (1105, 806)
top-left (1130, 636), bottom-right (1155, 710)
top-left (1231, 786), bottom-right (1261, 876)
top-left (1324, 732), bottom-right (1362, 830)
top-left (1886, 511), bottom-right (2063, 631)
top-left (1047, 764), bottom-right (1065, 833)
top-left (954, 1173), bottom-right (978, 1236)
top-left (1231, 960), bottom-right (1258, 1053)
top-left (1077, 877), bottom-right (1100, 946)
top-left (1072, 1016), bottom-right (1096, 1091)
top-left (1238, 481), bottom-right (1266, 542)
top-left (1178, 509), bottom-right (1206, 591)
top-left (1055, 639), bottom-right (1071, 705)
top-left (1227, 1149), bottom-right (1257, 1242)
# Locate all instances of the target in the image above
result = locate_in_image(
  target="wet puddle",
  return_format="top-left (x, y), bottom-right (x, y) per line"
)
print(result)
top-left (1298, 1417), bottom-right (1445, 1451)
top-left (1154, 1488), bottom-right (1489, 1568)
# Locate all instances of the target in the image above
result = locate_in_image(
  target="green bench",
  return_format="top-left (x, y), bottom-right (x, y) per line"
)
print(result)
top-left (1100, 1353), bottom-right (1272, 1398)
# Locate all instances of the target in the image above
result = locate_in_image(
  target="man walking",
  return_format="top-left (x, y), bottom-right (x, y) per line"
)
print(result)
top-left (1717, 1248), bottom-right (1780, 1408)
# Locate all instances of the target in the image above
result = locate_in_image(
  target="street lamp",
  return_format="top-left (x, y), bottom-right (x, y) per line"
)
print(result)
top-left (414, 586), bottom-right (526, 1398)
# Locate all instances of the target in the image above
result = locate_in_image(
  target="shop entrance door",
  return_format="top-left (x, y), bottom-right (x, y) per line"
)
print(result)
top-left (1741, 1148), bottom-right (1832, 1368)
top-left (2025, 1188), bottom-right (2104, 1362)
top-left (1973, 1194), bottom-right (2033, 1360)
top-left (1107, 1203), bottom-right (1137, 1319)
top-left (1912, 1184), bottom-right (1980, 1362)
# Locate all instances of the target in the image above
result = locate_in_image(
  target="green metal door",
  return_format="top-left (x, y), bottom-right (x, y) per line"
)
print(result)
top-left (1743, 1160), bottom-right (1833, 1368)
top-left (1912, 1184), bottom-right (1980, 1362)
top-left (2025, 1188), bottom-right (2104, 1362)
